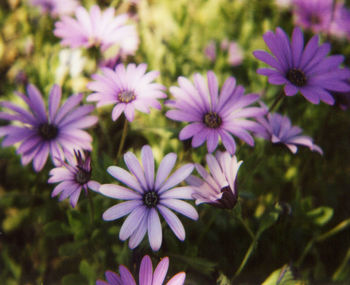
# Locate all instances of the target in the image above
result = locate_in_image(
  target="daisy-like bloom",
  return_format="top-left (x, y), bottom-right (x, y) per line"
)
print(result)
top-left (253, 27), bottom-right (350, 105)
top-left (99, 145), bottom-right (198, 251)
top-left (0, 84), bottom-right (97, 171)
top-left (204, 40), bottom-right (216, 62)
top-left (97, 255), bottom-right (186, 285)
top-left (227, 41), bottom-right (243, 66)
top-left (48, 150), bottom-right (100, 207)
top-left (255, 112), bottom-right (323, 154)
top-left (329, 1), bottom-right (350, 40)
top-left (187, 151), bottom-right (242, 209)
top-left (87, 63), bottom-right (166, 122)
top-left (30, 0), bottom-right (79, 17)
top-left (292, 0), bottom-right (333, 34)
top-left (54, 5), bottom-right (137, 52)
top-left (166, 71), bottom-right (266, 154)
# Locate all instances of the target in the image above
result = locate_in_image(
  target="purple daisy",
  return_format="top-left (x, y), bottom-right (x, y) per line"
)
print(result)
top-left (255, 112), bottom-right (323, 154)
top-left (227, 41), bottom-right (244, 66)
top-left (187, 151), bottom-right (242, 209)
top-left (0, 84), bottom-right (97, 171)
top-left (166, 71), bottom-right (266, 154)
top-left (30, 0), bottom-right (79, 17)
top-left (96, 255), bottom-right (186, 285)
top-left (292, 0), bottom-right (333, 34)
top-left (329, 2), bottom-right (350, 40)
top-left (253, 27), bottom-right (350, 105)
top-left (54, 5), bottom-right (137, 52)
top-left (48, 150), bottom-right (100, 207)
top-left (87, 63), bottom-right (166, 122)
top-left (99, 145), bottom-right (198, 251)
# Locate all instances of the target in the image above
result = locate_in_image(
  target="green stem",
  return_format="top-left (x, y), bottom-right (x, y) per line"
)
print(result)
top-left (268, 89), bottom-right (285, 113)
top-left (233, 237), bottom-right (258, 279)
top-left (116, 118), bottom-right (128, 162)
top-left (236, 213), bottom-right (255, 241)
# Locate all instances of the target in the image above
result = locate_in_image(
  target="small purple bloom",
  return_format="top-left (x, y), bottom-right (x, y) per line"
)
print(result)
top-left (48, 150), bottom-right (100, 207)
top-left (293, 0), bottom-right (333, 34)
top-left (30, 0), bottom-right (79, 17)
top-left (204, 40), bottom-right (216, 62)
top-left (253, 27), bottom-right (350, 105)
top-left (54, 5), bottom-right (138, 52)
top-left (99, 145), bottom-right (198, 251)
top-left (187, 151), bottom-right (242, 209)
top-left (227, 41), bottom-right (243, 66)
top-left (96, 255), bottom-right (186, 285)
top-left (329, 2), bottom-right (350, 40)
top-left (87, 63), bottom-right (166, 122)
top-left (0, 84), bottom-right (97, 171)
top-left (256, 112), bottom-right (323, 154)
top-left (166, 71), bottom-right (266, 154)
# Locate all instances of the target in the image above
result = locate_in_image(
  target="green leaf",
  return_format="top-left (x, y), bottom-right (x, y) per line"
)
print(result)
top-left (44, 221), bottom-right (71, 237)
top-left (216, 272), bottom-right (231, 285)
top-left (307, 207), bottom-right (333, 227)
top-left (262, 265), bottom-right (299, 285)
top-left (61, 274), bottom-right (87, 285)
top-left (79, 260), bottom-right (96, 285)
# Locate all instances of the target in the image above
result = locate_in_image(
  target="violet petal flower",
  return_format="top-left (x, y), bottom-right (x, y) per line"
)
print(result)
top-left (54, 5), bottom-right (138, 52)
top-left (187, 151), bottom-right (242, 209)
top-left (96, 255), bottom-right (185, 285)
top-left (166, 71), bottom-right (267, 154)
top-left (293, 0), bottom-right (333, 34)
top-left (227, 41), bottom-right (243, 66)
top-left (0, 84), bottom-right (98, 172)
top-left (30, 0), bottom-right (79, 17)
top-left (253, 26), bottom-right (350, 105)
top-left (256, 112), bottom-right (323, 154)
top-left (99, 145), bottom-right (198, 251)
top-left (87, 63), bottom-right (166, 122)
top-left (329, 2), bottom-right (350, 40)
top-left (48, 150), bottom-right (100, 207)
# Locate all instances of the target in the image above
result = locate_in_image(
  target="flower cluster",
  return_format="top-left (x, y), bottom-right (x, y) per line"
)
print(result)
top-left (1, 1), bottom-right (349, 283)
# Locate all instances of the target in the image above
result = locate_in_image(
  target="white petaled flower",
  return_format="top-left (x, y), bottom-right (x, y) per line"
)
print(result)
top-left (99, 145), bottom-right (198, 251)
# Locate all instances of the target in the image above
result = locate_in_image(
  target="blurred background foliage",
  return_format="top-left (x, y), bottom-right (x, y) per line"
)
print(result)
top-left (0, 0), bottom-right (350, 284)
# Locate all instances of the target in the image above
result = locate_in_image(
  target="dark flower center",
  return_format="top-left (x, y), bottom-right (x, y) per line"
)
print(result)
top-left (143, 191), bottom-right (159, 208)
top-left (210, 186), bottom-right (238, 209)
top-left (310, 14), bottom-right (321, 25)
top-left (118, 90), bottom-right (136, 103)
top-left (38, 123), bottom-right (58, 140)
top-left (286, 68), bottom-right (307, 87)
top-left (75, 168), bottom-right (91, 185)
top-left (203, 112), bottom-right (222, 129)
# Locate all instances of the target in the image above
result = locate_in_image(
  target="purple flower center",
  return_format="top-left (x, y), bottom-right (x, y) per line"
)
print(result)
top-left (38, 123), bottom-right (59, 140)
top-left (143, 191), bottom-right (159, 208)
top-left (286, 68), bottom-right (307, 87)
top-left (118, 90), bottom-right (136, 103)
top-left (75, 167), bottom-right (91, 185)
top-left (212, 186), bottom-right (237, 209)
top-left (203, 112), bottom-right (222, 129)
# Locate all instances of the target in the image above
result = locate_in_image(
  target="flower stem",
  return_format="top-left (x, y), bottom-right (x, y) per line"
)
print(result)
top-left (268, 89), bottom-right (285, 113)
top-left (116, 117), bottom-right (128, 162)
top-left (233, 237), bottom-right (258, 279)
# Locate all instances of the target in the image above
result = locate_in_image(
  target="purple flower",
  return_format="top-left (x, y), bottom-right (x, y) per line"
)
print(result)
top-left (253, 27), bottom-right (350, 105)
top-left (0, 84), bottom-right (97, 171)
top-left (187, 151), bottom-right (242, 209)
top-left (166, 71), bottom-right (266, 154)
top-left (54, 5), bottom-right (138, 52)
top-left (293, 0), bottom-right (333, 34)
top-left (227, 41), bottom-right (243, 66)
top-left (329, 2), bottom-right (350, 40)
top-left (30, 0), bottom-right (79, 17)
top-left (204, 40), bottom-right (216, 62)
top-left (99, 145), bottom-right (198, 251)
top-left (87, 63), bottom-right (166, 122)
top-left (96, 255), bottom-right (186, 285)
top-left (48, 150), bottom-right (100, 207)
top-left (256, 112), bottom-right (323, 154)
